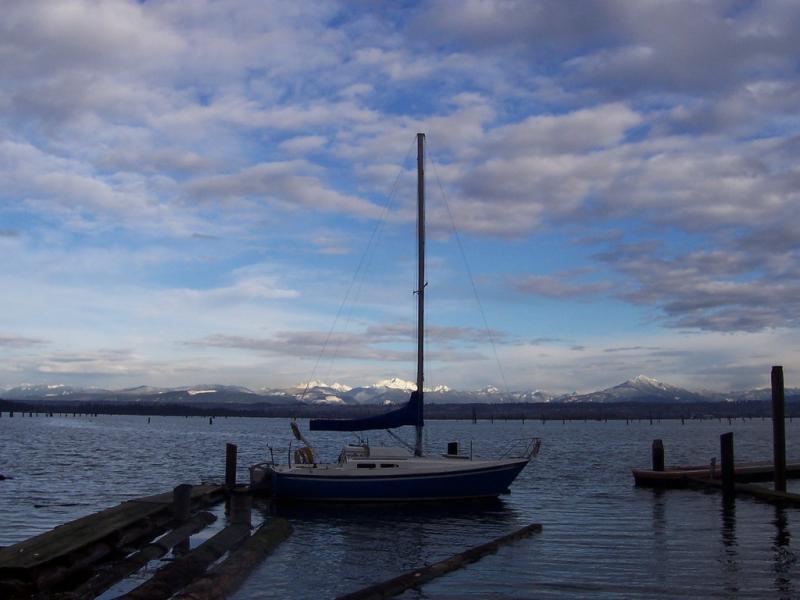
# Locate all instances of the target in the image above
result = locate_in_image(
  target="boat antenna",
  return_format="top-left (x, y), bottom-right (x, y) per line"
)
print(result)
top-left (415, 132), bottom-right (425, 457)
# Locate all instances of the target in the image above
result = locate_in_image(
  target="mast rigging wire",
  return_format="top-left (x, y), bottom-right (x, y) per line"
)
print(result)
top-left (428, 144), bottom-right (512, 401)
top-left (300, 137), bottom-right (417, 401)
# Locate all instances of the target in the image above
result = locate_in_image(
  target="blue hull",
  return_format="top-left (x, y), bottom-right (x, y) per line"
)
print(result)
top-left (271, 459), bottom-right (529, 501)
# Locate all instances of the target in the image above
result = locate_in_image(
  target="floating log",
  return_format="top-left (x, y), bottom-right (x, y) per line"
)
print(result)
top-left (116, 523), bottom-right (251, 600)
top-left (174, 518), bottom-right (292, 600)
top-left (335, 523), bottom-right (542, 600)
top-left (61, 511), bottom-right (216, 600)
top-left (701, 478), bottom-right (800, 507)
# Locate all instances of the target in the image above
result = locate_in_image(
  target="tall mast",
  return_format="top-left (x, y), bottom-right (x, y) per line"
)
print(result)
top-left (415, 132), bottom-right (425, 457)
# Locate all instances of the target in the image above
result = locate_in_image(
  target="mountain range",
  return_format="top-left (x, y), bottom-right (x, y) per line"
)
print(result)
top-left (2, 375), bottom-right (797, 405)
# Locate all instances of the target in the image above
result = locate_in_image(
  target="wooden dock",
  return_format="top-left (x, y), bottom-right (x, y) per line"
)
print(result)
top-left (0, 485), bottom-right (224, 597)
top-left (632, 460), bottom-right (800, 488)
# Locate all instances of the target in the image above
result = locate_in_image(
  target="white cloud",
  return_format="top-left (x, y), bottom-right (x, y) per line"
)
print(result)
top-left (2, 1), bottom-right (800, 390)
top-left (279, 135), bottom-right (328, 155)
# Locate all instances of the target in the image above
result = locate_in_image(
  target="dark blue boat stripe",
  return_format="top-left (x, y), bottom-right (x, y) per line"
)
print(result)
top-left (278, 460), bottom-right (528, 483)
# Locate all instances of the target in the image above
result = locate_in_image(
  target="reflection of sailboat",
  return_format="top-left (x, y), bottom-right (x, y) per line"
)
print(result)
top-left (251, 133), bottom-right (539, 501)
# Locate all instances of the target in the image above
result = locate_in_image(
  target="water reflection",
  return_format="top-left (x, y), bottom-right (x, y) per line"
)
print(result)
top-left (249, 497), bottom-right (519, 598)
top-left (720, 495), bottom-right (739, 596)
top-left (772, 506), bottom-right (795, 598)
top-left (650, 489), bottom-right (668, 587)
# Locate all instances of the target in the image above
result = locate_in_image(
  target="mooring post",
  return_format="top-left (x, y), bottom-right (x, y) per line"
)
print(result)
top-left (230, 488), bottom-right (252, 527)
top-left (226, 443), bottom-right (238, 489)
top-left (772, 365), bottom-right (787, 493)
top-left (173, 483), bottom-right (193, 522)
top-left (721, 432), bottom-right (735, 497)
top-left (652, 439), bottom-right (664, 472)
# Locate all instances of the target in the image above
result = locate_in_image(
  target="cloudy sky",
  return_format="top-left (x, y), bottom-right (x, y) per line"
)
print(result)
top-left (2, 0), bottom-right (799, 394)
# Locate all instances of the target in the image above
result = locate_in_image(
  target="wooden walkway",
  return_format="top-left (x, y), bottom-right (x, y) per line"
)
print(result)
top-left (0, 485), bottom-right (224, 596)
top-left (632, 460), bottom-right (800, 488)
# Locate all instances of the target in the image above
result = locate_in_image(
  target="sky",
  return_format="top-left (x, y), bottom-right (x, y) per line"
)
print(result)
top-left (1, 0), bottom-right (799, 394)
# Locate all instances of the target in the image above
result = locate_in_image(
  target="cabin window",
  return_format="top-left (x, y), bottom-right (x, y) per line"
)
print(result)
top-left (380, 464), bottom-right (398, 468)
top-left (356, 463), bottom-right (376, 469)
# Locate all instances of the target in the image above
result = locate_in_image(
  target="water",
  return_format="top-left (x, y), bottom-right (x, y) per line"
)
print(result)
top-left (1, 414), bottom-right (799, 598)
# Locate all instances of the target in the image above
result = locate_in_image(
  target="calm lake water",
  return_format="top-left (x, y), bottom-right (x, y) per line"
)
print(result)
top-left (1, 413), bottom-right (799, 598)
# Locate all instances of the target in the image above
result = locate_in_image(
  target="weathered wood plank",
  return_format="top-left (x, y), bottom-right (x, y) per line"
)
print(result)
top-left (115, 523), bottom-right (251, 600)
top-left (0, 485), bottom-right (223, 571)
top-left (696, 477), bottom-right (800, 506)
top-left (55, 511), bottom-right (217, 600)
top-left (174, 518), bottom-right (292, 600)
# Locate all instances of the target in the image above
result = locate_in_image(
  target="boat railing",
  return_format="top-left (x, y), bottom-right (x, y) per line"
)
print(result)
top-left (498, 437), bottom-right (541, 460)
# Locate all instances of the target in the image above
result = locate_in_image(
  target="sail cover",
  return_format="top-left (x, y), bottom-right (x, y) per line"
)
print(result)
top-left (309, 391), bottom-right (423, 431)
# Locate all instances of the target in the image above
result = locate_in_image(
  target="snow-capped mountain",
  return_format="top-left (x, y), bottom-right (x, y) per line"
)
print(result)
top-left (2, 376), bottom-right (797, 405)
top-left (556, 375), bottom-right (720, 403)
top-left (372, 377), bottom-right (416, 391)
top-left (1, 384), bottom-right (108, 399)
top-left (295, 380), bottom-right (353, 393)
top-left (288, 378), bottom-right (455, 405)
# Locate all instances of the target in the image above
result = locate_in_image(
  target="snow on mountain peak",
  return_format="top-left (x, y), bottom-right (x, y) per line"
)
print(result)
top-left (372, 377), bottom-right (417, 391)
top-left (298, 380), bottom-right (352, 393)
top-left (630, 375), bottom-right (669, 390)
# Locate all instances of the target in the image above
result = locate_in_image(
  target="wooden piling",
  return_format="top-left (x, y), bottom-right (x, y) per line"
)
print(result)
top-left (225, 443), bottom-right (238, 489)
top-left (721, 432), bottom-right (735, 497)
top-left (230, 489), bottom-right (252, 528)
top-left (772, 365), bottom-right (787, 493)
top-left (652, 439), bottom-right (664, 472)
top-left (336, 523), bottom-right (542, 600)
top-left (173, 484), bottom-right (193, 522)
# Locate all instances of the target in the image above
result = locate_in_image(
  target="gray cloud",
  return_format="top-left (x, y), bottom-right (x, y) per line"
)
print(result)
top-left (598, 240), bottom-right (800, 332)
top-left (0, 334), bottom-right (46, 348)
top-left (188, 161), bottom-right (383, 218)
top-left (416, 1), bottom-right (800, 98)
top-left (190, 321), bottom-right (503, 363)
top-left (510, 272), bottom-right (612, 300)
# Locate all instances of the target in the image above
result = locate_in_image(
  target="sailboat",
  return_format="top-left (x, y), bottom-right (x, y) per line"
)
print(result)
top-left (250, 133), bottom-right (539, 501)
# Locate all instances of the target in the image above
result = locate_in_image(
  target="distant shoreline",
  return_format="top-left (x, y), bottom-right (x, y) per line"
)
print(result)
top-left (1, 397), bottom-right (798, 421)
